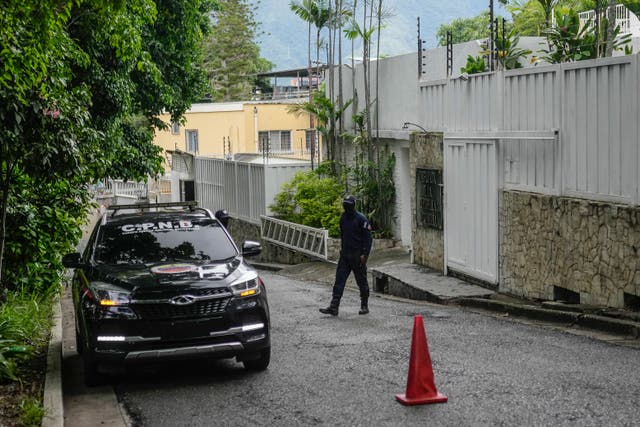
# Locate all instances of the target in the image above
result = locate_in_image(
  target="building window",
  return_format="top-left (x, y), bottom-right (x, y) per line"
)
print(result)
top-left (305, 130), bottom-right (314, 153)
top-left (416, 168), bottom-right (443, 230)
top-left (186, 130), bottom-right (198, 153)
top-left (258, 130), bottom-right (293, 153)
top-left (171, 122), bottom-right (180, 135)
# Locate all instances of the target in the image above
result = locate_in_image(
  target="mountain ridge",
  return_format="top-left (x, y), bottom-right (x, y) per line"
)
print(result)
top-left (256, 0), bottom-right (506, 70)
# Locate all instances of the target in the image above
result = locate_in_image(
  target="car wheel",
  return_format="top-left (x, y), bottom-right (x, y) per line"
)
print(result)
top-left (83, 353), bottom-right (106, 387)
top-left (75, 324), bottom-right (84, 355)
top-left (242, 347), bottom-right (270, 371)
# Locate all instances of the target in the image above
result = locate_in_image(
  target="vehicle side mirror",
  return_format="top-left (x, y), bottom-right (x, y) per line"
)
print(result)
top-left (62, 252), bottom-right (83, 268)
top-left (242, 241), bottom-right (262, 257)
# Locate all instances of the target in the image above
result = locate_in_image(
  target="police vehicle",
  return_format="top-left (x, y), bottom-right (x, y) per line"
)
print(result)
top-left (63, 202), bottom-right (270, 386)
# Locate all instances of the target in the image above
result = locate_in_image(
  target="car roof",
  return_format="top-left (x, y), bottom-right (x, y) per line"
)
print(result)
top-left (103, 210), bottom-right (214, 227)
top-left (98, 202), bottom-right (216, 227)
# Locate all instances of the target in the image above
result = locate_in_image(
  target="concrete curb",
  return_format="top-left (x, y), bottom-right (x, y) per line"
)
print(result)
top-left (42, 297), bottom-right (63, 427)
top-left (457, 297), bottom-right (640, 337)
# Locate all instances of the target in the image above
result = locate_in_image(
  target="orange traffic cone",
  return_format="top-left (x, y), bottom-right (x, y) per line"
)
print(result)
top-left (395, 315), bottom-right (448, 406)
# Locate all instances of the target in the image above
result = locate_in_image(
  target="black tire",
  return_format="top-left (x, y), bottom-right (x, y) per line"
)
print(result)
top-left (83, 353), bottom-right (106, 387)
top-left (75, 324), bottom-right (84, 355)
top-left (242, 347), bottom-right (271, 371)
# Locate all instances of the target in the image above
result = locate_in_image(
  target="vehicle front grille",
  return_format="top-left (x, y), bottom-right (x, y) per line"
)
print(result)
top-left (132, 298), bottom-right (230, 320)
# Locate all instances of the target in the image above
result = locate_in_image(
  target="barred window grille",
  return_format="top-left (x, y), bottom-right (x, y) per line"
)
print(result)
top-left (258, 130), bottom-right (293, 153)
top-left (416, 168), bottom-right (443, 230)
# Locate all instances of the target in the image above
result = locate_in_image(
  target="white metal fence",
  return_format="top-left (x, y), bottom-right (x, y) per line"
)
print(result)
top-left (364, 55), bottom-right (640, 206)
top-left (190, 157), bottom-right (311, 223)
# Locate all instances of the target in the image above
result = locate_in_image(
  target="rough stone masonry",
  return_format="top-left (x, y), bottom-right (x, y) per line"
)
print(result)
top-left (500, 190), bottom-right (640, 309)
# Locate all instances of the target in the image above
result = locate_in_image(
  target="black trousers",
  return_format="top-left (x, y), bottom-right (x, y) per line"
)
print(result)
top-left (331, 252), bottom-right (369, 302)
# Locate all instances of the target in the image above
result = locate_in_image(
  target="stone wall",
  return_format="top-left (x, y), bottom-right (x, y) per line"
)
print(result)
top-left (226, 218), bottom-right (314, 265)
top-left (500, 190), bottom-right (640, 308)
top-left (409, 132), bottom-right (444, 271)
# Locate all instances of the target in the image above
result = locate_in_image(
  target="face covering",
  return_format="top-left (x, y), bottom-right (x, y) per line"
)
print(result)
top-left (342, 202), bottom-right (355, 213)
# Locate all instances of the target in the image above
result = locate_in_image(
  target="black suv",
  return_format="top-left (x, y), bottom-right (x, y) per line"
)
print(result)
top-left (63, 202), bottom-right (270, 386)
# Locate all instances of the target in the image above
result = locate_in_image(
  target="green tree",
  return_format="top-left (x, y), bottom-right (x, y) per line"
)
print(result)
top-left (436, 12), bottom-right (497, 45)
top-left (1, 0), bottom-right (216, 291)
top-left (287, 85), bottom-right (352, 165)
top-left (505, 0), bottom-right (587, 36)
top-left (204, 0), bottom-right (272, 102)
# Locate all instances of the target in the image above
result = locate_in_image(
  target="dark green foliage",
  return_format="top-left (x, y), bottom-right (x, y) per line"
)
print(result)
top-left (541, 7), bottom-right (632, 62)
top-left (203, 0), bottom-right (273, 101)
top-left (1, 0), bottom-right (216, 293)
top-left (494, 32), bottom-right (532, 70)
top-left (0, 292), bottom-right (53, 382)
top-left (3, 171), bottom-right (87, 294)
top-left (270, 166), bottom-right (343, 237)
top-left (436, 12), bottom-right (508, 46)
top-left (460, 55), bottom-right (488, 74)
top-left (346, 150), bottom-right (396, 238)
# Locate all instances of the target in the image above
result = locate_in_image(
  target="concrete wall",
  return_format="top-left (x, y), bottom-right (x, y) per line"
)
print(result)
top-left (409, 132), bottom-right (445, 271)
top-left (500, 190), bottom-right (640, 308)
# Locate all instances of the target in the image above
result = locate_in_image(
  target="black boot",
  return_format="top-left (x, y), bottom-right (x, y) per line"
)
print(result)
top-left (359, 297), bottom-right (369, 315)
top-left (319, 298), bottom-right (340, 316)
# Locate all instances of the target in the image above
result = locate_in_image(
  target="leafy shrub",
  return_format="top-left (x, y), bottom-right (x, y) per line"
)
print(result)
top-left (270, 166), bottom-right (344, 237)
top-left (3, 171), bottom-right (87, 295)
top-left (19, 397), bottom-right (46, 427)
top-left (0, 338), bottom-right (29, 381)
top-left (460, 55), bottom-right (487, 74)
top-left (0, 291), bottom-right (53, 382)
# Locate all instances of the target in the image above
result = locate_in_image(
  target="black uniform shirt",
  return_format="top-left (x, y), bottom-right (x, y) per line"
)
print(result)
top-left (340, 211), bottom-right (373, 256)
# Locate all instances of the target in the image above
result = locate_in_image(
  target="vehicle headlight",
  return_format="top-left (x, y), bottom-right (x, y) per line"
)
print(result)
top-left (90, 282), bottom-right (131, 306)
top-left (229, 272), bottom-right (261, 297)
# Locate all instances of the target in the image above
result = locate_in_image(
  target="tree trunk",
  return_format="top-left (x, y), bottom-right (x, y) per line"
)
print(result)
top-left (605, 0), bottom-right (617, 57)
top-left (0, 160), bottom-right (14, 288)
top-left (363, 1), bottom-right (373, 165)
top-left (308, 21), bottom-right (315, 170)
top-left (375, 0), bottom-right (382, 144)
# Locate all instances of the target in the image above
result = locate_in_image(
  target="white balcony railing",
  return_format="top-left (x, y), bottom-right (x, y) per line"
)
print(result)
top-left (577, 4), bottom-right (640, 37)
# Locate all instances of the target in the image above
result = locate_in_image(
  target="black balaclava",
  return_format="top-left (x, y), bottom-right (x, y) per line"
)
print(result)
top-left (342, 195), bottom-right (356, 214)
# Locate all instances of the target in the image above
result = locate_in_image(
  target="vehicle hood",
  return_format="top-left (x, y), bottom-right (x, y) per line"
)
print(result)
top-left (89, 259), bottom-right (249, 292)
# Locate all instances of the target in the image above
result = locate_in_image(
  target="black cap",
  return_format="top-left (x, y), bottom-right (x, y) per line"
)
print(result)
top-left (342, 195), bottom-right (356, 205)
top-left (215, 209), bottom-right (230, 219)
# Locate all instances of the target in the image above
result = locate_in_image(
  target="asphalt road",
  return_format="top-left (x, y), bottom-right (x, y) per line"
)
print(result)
top-left (114, 271), bottom-right (640, 427)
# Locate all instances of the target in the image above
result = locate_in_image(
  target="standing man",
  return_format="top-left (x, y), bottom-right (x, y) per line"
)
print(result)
top-left (320, 195), bottom-right (373, 316)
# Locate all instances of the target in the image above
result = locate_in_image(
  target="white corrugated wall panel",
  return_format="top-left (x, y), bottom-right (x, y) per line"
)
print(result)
top-left (236, 164), bottom-right (251, 221)
top-left (563, 59), bottom-right (636, 202)
top-left (421, 84), bottom-right (446, 131)
top-left (250, 165), bottom-right (265, 221)
top-left (445, 141), bottom-right (498, 283)
top-left (503, 68), bottom-right (559, 191)
top-left (224, 162), bottom-right (237, 215)
top-left (445, 73), bottom-right (498, 132)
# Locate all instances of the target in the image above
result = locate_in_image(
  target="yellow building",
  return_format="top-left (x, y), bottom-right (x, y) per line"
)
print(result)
top-left (155, 101), bottom-right (320, 168)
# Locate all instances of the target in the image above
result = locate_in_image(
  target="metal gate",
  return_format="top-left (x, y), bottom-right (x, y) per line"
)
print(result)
top-left (444, 139), bottom-right (498, 284)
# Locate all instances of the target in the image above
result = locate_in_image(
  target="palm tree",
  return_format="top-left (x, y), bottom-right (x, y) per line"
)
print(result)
top-left (290, 0), bottom-right (331, 166)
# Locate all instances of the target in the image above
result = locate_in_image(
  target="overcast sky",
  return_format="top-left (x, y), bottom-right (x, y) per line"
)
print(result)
top-left (257, 0), bottom-right (507, 70)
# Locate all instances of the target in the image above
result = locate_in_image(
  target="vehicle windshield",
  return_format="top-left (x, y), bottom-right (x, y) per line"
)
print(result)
top-left (94, 218), bottom-right (237, 265)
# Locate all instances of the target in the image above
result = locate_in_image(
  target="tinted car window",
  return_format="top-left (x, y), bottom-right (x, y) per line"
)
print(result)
top-left (94, 218), bottom-right (237, 264)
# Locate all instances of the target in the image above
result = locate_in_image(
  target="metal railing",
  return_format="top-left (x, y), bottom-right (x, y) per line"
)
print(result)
top-left (260, 216), bottom-right (328, 260)
top-left (577, 4), bottom-right (640, 36)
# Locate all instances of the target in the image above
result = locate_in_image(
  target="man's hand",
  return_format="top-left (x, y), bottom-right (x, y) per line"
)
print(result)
top-left (360, 255), bottom-right (368, 267)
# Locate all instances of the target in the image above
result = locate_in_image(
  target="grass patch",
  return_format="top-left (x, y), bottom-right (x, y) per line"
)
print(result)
top-left (19, 397), bottom-right (47, 427)
top-left (0, 288), bottom-right (56, 426)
